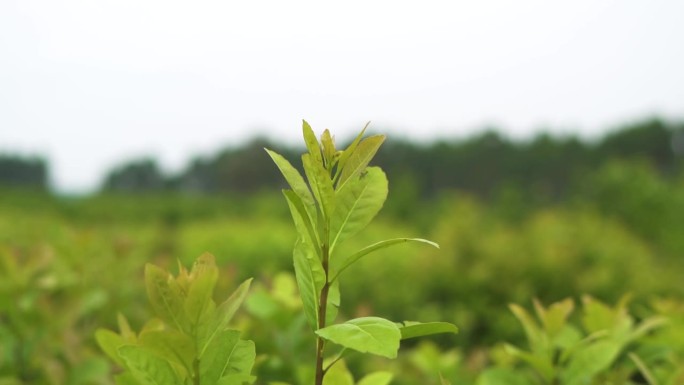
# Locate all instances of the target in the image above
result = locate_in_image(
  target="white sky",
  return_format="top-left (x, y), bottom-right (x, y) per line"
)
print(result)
top-left (1, 1), bottom-right (683, 193)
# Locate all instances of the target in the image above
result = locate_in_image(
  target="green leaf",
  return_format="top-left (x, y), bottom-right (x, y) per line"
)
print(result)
top-left (337, 135), bottom-right (385, 191)
top-left (552, 324), bottom-right (582, 351)
top-left (198, 278), bottom-right (252, 359)
top-left (218, 339), bottom-right (256, 381)
top-left (95, 328), bottom-right (126, 366)
top-left (503, 344), bottom-right (554, 382)
top-left (357, 371), bottom-right (393, 385)
top-left (118, 345), bottom-right (183, 385)
top-left (399, 321), bottom-right (458, 340)
top-left (265, 148), bottom-right (315, 208)
top-left (303, 120), bottom-right (323, 165)
top-left (303, 153), bottom-right (335, 219)
top-left (200, 330), bottom-right (255, 385)
top-left (200, 329), bottom-right (239, 383)
top-left (139, 330), bottom-right (195, 376)
top-left (581, 295), bottom-right (630, 334)
top-left (144, 264), bottom-right (188, 332)
top-left (331, 238), bottom-right (439, 282)
top-left (293, 239), bottom-right (325, 330)
top-left (509, 304), bottom-right (546, 354)
top-left (335, 122), bottom-right (370, 183)
top-left (533, 298), bottom-right (574, 338)
top-left (283, 189), bottom-right (320, 257)
top-left (560, 340), bottom-right (621, 385)
top-left (323, 359), bottom-right (354, 385)
top-left (215, 373), bottom-right (256, 385)
top-left (326, 279), bottom-right (340, 325)
top-left (114, 372), bottom-right (142, 385)
top-left (321, 129), bottom-right (336, 167)
top-left (185, 253), bottom-right (218, 328)
top-left (330, 167), bottom-right (388, 252)
top-left (315, 317), bottom-right (401, 359)
top-left (118, 313), bottom-right (137, 343)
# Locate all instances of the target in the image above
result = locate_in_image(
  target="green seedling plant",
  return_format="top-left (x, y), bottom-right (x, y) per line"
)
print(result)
top-left (96, 253), bottom-right (256, 385)
top-left (478, 295), bottom-right (667, 385)
top-left (266, 121), bottom-right (458, 385)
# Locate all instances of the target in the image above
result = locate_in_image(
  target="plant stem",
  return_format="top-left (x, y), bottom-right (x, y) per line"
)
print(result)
top-left (314, 244), bottom-right (331, 385)
top-left (316, 159), bottom-right (334, 385)
top-left (314, 283), bottom-right (330, 385)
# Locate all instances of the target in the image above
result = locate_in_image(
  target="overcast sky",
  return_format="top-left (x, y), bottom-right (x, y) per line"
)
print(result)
top-left (1, 1), bottom-right (683, 193)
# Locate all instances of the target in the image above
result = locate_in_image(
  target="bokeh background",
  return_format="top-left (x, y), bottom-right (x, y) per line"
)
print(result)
top-left (1, 1), bottom-right (683, 384)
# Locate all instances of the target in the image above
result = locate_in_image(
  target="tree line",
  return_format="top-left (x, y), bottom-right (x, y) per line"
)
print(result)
top-left (0, 154), bottom-right (48, 190)
top-left (2, 118), bottom-right (682, 200)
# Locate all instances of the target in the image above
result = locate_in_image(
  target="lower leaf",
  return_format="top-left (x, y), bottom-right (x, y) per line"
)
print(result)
top-left (315, 317), bottom-right (401, 359)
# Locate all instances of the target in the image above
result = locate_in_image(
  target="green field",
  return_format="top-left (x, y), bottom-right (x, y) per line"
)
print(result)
top-left (2, 160), bottom-right (684, 384)
top-left (2, 121), bottom-right (684, 384)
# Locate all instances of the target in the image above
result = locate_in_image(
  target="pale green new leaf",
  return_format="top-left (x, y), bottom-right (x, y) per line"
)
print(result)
top-left (552, 324), bottom-right (583, 352)
top-left (303, 120), bottom-right (323, 165)
top-left (337, 135), bottom-right (385, 191)
top-left (330, 167), bottom-right (388, 252)
top-left (323, 359), bottom-right (354, 385)
top-left (533, 298), bottom-right (573, 338)
top-left (95, 329), bottom-right (126, 366)
top-left (335, 122), bottom-right (369, 182)
top-left (144, 264), bottom-right (188, 332)
top-left (265, 148), bottom-right (315, 208)
top-left (315, 317), bottom-right (401, 359)
top-left (560, 340), bottom-right (621, 385)
top-left (321, 129), bottom-right (336, 167)
top-left (200, 330), bottom-right (255, 385)
top-left (581, 295), bottom-right (631, 335)
top-left (185, 253), bottom-right (218, 328)
top-left (200, 329), bottom-right (239, 382)
top-left (326, 279), bottom-right (340, 325)
top-left (225, 340), bottom-right (255, 375)
top-left (118, 345), bottom-right (183, 385)
top-left (198, 278), bottom-right (252, 359)
top-left (118, 313), bottom-right (137, 343)
top-left (215, 373), bottom-right (256, 385)
top-left (114, 372), bottom-right (142, 385)
top-left (302, 153), bottom-right (335, 219)
top-left (140, 318), bottom-right (165, 334)
top-left (509, 304), bottom-right (546, 355)
top-left (283, 190), bottom-right (320, 256)
top-left (399, 321), bottom-right (458, 340)
top-left (139, 330), bottom-right (195, 376)
top-left (503, 344), bottom-right (554, 382)
top-left (293, 239), bottom-right (326, 330)
top-left (357, 371), bottom-right (393, 385)
top-left (331, 238), bottom-right (439, 282)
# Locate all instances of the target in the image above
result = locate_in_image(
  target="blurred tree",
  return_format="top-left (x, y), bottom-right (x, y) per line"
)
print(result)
top-left (101, 158), bottom-right (166, 192)
top-left (93, 118), bottom-right (684, 203)
top-left (0, 154), bottom-right (48, 189)
top-left (177, 138), bottom-right (301, 194)
top-left (596, 118), bottom-right (678, 172)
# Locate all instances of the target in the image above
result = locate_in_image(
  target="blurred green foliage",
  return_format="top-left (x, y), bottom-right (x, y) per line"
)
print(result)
top-left (1, 118), bottom-right (684, 383)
